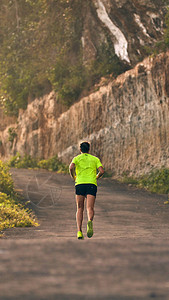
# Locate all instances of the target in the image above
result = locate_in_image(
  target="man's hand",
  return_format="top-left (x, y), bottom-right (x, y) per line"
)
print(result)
top-left (96, 166), bottom-right (104, 179)
top-left (69, 163), bottom-right (76, 181)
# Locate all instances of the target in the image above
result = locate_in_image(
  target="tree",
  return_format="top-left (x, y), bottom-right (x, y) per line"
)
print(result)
top-left (0, 0), bottom-right (84, 114)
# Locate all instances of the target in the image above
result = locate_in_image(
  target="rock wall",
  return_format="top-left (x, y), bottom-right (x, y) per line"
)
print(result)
top-left (0, 52), bottom-right (169, 176)
top-left (81, 0), bottom-right (166, 66)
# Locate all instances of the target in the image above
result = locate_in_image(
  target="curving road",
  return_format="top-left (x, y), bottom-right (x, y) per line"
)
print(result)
top-left (0, 168), bottom-right (169, 300)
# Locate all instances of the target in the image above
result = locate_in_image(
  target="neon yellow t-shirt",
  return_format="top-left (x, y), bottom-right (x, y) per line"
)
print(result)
top-left (72, 153), bottom-right (103, 186)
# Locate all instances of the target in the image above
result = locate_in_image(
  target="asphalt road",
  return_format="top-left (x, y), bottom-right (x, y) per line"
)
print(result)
top-left (1, 168), bottom-right (169, 300)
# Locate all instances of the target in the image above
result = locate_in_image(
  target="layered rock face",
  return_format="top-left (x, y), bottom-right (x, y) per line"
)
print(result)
top-left (81, 0), bottom-right (165, 65)
top-left (0, 52), bottom-right (169, 176)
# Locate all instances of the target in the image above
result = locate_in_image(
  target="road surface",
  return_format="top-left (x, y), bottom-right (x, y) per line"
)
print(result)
top-left (0, 168), bottom-right (169, 300)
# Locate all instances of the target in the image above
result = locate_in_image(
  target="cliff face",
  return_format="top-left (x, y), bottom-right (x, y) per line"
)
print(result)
top-left (0, 52), bottom-right (169, 176)
top-left (81, 0), bottom-right (165, 65)
top-left (0, 0), bottom-right (167, 118)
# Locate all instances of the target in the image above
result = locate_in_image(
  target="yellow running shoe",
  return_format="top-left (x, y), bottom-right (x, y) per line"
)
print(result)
top-left (87, 220), bottom-right (93, 238)
top-left (77, 231), bottom-right (84, 239)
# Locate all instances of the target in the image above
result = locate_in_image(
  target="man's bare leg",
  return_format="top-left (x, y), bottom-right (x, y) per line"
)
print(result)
top-left (86, 194), bottom-right (95, 238)
top-left (86, 194), bottom-right (95, 221)
top-left (76, 195), bottom-right (85, 232)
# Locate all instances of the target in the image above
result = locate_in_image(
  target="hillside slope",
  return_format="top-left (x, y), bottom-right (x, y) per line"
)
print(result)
top-left (83, 0), bottom-right (165, 64)
top-left (0, 52), bottom-right (169, 176)
top-left (0, 0), bottom-right (167, 113)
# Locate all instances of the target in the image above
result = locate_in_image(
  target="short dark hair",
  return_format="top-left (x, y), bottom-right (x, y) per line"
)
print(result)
top-left (80, 142), bottom-right (90, 153)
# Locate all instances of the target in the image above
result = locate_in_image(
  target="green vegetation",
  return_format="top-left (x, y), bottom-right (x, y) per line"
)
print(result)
top-left (8, 152), bottom-right (69, 173)
top-left (0, 0), bottom-right (83, 114)
top-left (144, 7), bottom-right (169, 55)
top-left (0, 0), bottom-right (129, 115)
top-left (8, 154), bottom-right (169, 196)
top-left (0, 160), bottom-right (38, 233)
top-left (162, 0), bottom-right (169, 5)
top-left (49, 58), bottom-right (87, 106)
top-left (9, 153), bottom-right (38, 169)
top-left (0, 1), bottom-right (168, 114)
top-left (0, 192), bottom-right (38, 231)
top-left (102, 171), bottom-right (113, 178)
top-left (122, 168), bottom-right (169, 194)
top-left (165, 8), bottom-right (169, 47)
top-left (37, 155), bottom-right (69, 172)
top-left (8, 127), bottom-right (17, 145)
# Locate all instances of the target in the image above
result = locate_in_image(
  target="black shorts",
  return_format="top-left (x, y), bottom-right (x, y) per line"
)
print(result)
top-left (75, 184), bottom-right (97, 197)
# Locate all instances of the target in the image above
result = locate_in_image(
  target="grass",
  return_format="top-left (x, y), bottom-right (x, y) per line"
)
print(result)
top-left (0, 160), bottom-right (38, 234)
top-left (121, 168), bottom-right (169, 194)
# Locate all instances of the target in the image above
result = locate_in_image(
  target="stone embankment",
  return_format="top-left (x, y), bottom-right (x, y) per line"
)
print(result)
top-left (0, 52), bottom-right (169, 176)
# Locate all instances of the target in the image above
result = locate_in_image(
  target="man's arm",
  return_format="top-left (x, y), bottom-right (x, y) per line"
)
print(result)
top-left (69, 162), bottom-right (76, 180)
top-left (96, 166), bottom-right (104, 179)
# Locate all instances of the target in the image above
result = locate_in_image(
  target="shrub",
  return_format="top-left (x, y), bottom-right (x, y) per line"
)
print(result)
top-left (8, 127), bottom-right (17, 144)
top-left (8, 153), bottom-right (69, 173)
top-left (0, 160), bottom-right (39, 232)
top-left (103, 171), bottom-right (113, 178)
top-left (88, 43), bottom-right (130, 82)
top-left (0, 0), bottom-right (83, 114)
top-left (121, 168), bottom-right (169, 194)
top-left (0, 161), bottom-right (15, 196)
top-left (0, 192), bottom-right (38, 231)
top-left (138, 168), bottom-right (169, 194)
top-left (16, 154), bottom-right (38, 169)
top-left (0, 0), bottom-right (132, 112)
top-left (165, 8), bottom-right (169, 47)
top-left (38, 155), bottom-right (69, 173)
top-left (8, 153), bottom-right (38, 169)
top-left (8, 152), bottom-right (22, 167)
top-left (121, 175), bottom-right (138, 185)
top-left (49, 59), bottom-right (87, 106)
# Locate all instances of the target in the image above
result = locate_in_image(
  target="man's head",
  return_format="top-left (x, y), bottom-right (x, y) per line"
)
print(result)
top-left (80, 142), bottom-right (90, 153)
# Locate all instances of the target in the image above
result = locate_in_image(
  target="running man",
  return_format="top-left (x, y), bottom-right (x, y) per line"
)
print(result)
top-left (69, 142), bottom-right (104, 239)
